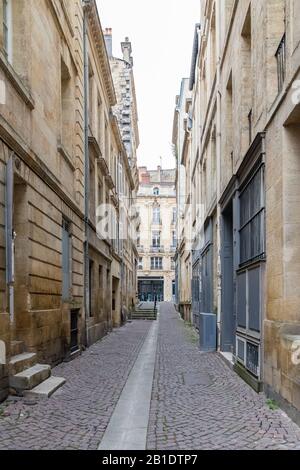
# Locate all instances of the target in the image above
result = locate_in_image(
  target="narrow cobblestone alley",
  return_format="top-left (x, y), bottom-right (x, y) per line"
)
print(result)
top-left (0, 303), bottom-right (300, 450)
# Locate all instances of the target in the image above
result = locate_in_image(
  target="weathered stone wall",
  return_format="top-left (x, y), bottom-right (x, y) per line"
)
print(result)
top-left (196, 0), bottom-right (300, 417)
top-left (0, 0), bottom-right (85, 401)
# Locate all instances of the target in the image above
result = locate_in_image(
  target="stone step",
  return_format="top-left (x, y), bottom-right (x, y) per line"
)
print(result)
top-left (10, 341), bottom-right (25, 356)
top-left (131, 316), bottom-right (157, 321)
top-left (9, 364), bottom-right (51, 392)
top-left (9, 352), bottom-right (37, 376)
top-left (133, 311), bottom-right (156, 314)
top-left (23, 376), bottom-right (66, 399)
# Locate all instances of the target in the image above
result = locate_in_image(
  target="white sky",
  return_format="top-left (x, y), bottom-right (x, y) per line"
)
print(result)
top-left (97, 0), bottom-right (200, 170)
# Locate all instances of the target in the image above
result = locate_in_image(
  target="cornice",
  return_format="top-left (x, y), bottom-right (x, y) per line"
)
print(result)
top-left (84, 0), bottom-right (116, 107)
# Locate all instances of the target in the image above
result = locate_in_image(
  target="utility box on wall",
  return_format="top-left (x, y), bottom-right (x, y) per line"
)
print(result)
top-left (199, 313), bottom-right (217, 352)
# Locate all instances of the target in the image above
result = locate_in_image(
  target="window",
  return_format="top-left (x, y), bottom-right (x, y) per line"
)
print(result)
top-left (172, 231), bottom-right (177, 248)
top-left (151, 257), bottom-right (163, 270)
top-left (104, 119), bottom-right (109, 161)
top-left (153, 187), bottom-right (159, 196)
top-left (239, 166), bottom-right (265, 265)
top-left (97, 94), bottom-right (102, 144)
top-left (89, 259), bottom-right (94, 317)
top-left (62, 218), bottom-right (72, 301)
top-left (275, 33), bottom-right (286, 93)
top-left (61, 58), bottom-right (73, 157)
top-left (172, 207), bottom-right (177, 224)
top-left (138, 257), bottom-right (143, 270)
top-left (152, 206), bottom-right (160, 224)
top-left (152, 231), bottom-right (160, 247)
top-left (2, 0), bottom-right (12, 63)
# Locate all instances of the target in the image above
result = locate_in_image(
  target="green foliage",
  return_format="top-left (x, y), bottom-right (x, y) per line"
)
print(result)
top-left (266, 399), bottom-right (279, 411)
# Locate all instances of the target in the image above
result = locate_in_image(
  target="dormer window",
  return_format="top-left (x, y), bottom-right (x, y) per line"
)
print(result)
top-left (153, 187), bottom-right (159, 196)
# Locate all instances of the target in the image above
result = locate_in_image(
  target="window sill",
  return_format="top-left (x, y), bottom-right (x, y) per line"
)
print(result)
top-left (58, 143), bottom-right (76, 171)
top-left (0, 50), bottom-right (35, 110)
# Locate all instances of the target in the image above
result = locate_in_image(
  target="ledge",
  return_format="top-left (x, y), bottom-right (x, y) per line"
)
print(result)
top-left (57, 144), bottom-right (76, 171)
top-left (0, 50), bottom-right (35, 110)
top-left (105, 174), bottom-right (115, 190)
top-left (98, 157), bottom-right (109, 176)
top-left (88, 135), bottom-right (102, 158)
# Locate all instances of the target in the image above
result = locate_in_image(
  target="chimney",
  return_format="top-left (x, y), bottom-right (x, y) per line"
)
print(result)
top-left (121, 37), bottom-right (133, 65)
top-left (138, 167), bottom-right (150, 184)
top-left (103, 28), bottom-right (113, 58)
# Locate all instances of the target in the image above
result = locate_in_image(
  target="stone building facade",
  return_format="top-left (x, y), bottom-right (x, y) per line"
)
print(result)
top-left (172, 78), bottom-right (192, 321)
top-left (0, 0), bottom-right (139, 402)
top-left (137, 166), bottom-right (176, 303)
top-left (103, 28), bottom-right (140, 321)
top-left (175, 0), bottom-right (300, 422)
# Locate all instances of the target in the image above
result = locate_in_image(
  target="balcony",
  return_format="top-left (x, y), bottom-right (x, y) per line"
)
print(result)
top-left (150, 246), bottom-right (164, 253)
top-left (152, 219), bottom-right (162, 226)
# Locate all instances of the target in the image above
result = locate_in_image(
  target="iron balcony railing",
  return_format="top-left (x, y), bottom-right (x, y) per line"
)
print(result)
top-left (150, 246), bottom-right (164, 253)
top-left (275, 33), bottom-right (286, 93)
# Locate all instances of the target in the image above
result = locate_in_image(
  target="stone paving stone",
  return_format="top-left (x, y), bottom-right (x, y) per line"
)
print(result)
top-left (146, 302), bottom-right (300, 450)
top-left (0, 321), bottom-right (151, 450)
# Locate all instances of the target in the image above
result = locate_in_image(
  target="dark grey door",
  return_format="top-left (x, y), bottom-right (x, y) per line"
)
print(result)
top-left (221, 204), bottom-right (235, 352)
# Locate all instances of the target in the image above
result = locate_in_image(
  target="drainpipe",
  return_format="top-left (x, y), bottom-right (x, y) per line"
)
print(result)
top-left (5, 153), bottom-right (14, 325)
top-left (83, 1), bottom-right (90, 347)
top-left (216, 0), bottom-right (222, 351)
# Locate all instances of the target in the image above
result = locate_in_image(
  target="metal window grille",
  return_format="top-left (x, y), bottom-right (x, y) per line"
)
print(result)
top-left (275, 34), bottom-right (286, 93)
top-left (239, 167), bottom-right (265, 265)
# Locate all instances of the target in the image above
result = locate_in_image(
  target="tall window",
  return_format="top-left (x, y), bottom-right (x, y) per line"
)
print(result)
top-left (104, 119), bottom-right (109, 161)
top-left (239, 166), bottom-right (265, 265)
top-left (172, 231), bottom-right (177, 248)
top-left (153, 187), bottom-right (159, 196)
top-left (172, 207), bottom-right (177, 224)
top-left (152, 231), bottom-right (160, 247)
top-left (151, 257), bottom-right (163, 270)
top-left (3, 0), bottom-right (12, 63)
top-left (89, 259), bottom-right (94, 317)
top-left (61, 58), bottom-right (73, 156)
top-left (62, 218), bottom-right (72, 301)
top-left (152, 206), bottom-right (160, 224)
top-left (275, 33), bottom-right (286, 93)
top-left (97, 94), bottom-right (102, 144)
top-left (138, 257), bottom-right (143, 270)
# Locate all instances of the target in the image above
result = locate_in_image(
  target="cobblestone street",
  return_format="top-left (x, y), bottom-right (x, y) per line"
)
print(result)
top-left (0, 322), bottom-right (151, 450)
top-left (147, 304), bottom-right (300, 450)
top-left (0, 303), bottom-right (300, 450)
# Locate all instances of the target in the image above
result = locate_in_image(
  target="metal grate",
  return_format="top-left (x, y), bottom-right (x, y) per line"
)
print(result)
top-left (275, 34), bottom-right (286, 93)
top-left (70, 309), bottom-right (79, 353)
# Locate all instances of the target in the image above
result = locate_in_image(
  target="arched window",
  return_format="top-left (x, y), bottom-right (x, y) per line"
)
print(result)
top-left (153, 187), bottom-right (159, 196)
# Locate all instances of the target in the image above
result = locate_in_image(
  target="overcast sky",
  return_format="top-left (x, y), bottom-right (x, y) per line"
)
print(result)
top-left (97, 0), bottom-right (200, 170)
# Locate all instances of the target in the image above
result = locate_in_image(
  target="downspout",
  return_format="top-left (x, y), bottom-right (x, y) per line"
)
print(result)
top-left (83, 1), bottom-right (90, 347)
top-left (216, 0), bottom-right (222, 351)
top-left (5, 153), bottom-right (14, 325)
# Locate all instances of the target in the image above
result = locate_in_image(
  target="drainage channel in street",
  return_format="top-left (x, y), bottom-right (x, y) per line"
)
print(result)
top-left (98, 320), bottom-right (159, 450)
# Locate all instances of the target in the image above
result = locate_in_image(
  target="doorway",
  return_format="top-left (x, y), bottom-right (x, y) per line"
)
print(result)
top-left (138, 278), bottom-right (164, 302)
top-left (221, 201), bottom-right (235, 352)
